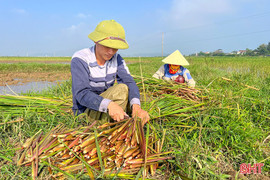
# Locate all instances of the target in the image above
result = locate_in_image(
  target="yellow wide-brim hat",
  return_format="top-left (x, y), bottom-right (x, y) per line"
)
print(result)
top-left (162, 50), bottom-right (189, 66)
top-left (88, 20), bottom-right (129, 49)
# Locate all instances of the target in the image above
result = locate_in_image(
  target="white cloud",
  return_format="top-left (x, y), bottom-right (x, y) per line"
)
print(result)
top-left (76, 13), bottom-right (91, 18)
top-left (66, 23), bottom-right (85, 32)
top-left (161, 0), bottom-right (234, 29)
top-left (68, 24), bottom-right (80, 31)
top-left (62, 23), bottom-right (90, 37)
top-left (11, 8), bottom-right (27, 14)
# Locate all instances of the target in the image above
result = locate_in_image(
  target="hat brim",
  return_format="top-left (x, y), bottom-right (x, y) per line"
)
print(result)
top-left (162, 50), bottom-right (189, 66)
top-left (88, 31), bottom-right (129, 49)
top-left (162, 59), bottom-right (189, 66)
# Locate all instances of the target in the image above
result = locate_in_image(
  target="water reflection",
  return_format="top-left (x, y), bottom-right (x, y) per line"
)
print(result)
top-left (0, 81), bottom-right (61, 95)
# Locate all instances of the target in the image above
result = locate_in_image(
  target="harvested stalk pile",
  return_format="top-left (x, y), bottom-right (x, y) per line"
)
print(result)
top-left (133, 75), bottom-right (206, 102)
top-left (152, 85), bottom-right (202, 102)
top-left (0, 94), bottom-right (72, 116)
top-left (17, 118), bottom-right (172, 179)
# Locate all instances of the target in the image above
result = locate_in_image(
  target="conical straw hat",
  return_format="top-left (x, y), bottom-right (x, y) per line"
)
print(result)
top-left (162, 50), bottom-right (189, 66)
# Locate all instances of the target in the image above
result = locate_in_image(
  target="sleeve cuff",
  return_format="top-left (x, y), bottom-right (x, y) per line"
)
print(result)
top-left (130, 98), bottom-right (141, 107)
top-left (99, 98), bottom-right (112, 112)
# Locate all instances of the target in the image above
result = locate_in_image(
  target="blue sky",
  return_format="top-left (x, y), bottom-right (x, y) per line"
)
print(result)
top-left (0, 0), bottom-right (270, 56)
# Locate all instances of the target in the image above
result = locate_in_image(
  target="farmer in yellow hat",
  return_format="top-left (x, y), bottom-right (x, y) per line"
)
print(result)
top-left (153, 50), bottom-right (196, 88)
top-left (71, 20), bottom-right (149, 125)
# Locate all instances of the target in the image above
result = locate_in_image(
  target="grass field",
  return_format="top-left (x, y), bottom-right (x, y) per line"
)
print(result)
top-left (0, 56), bottom-right (269, 179)
top-left (0, 56), bottom-right (71, 62)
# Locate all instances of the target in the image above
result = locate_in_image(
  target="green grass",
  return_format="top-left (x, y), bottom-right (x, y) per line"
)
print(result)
top-left (0, 56), bottom-right (269, 179)
top-left (0, 56), bottom-right (71, 62)
top-left (0, 63), bottom-right (70, 73)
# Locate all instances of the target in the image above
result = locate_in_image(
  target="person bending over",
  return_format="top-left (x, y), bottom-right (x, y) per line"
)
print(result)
top-left (71, 20), bottom-right (150, 125)
top-left (153, 50), bottom-right (196, 88)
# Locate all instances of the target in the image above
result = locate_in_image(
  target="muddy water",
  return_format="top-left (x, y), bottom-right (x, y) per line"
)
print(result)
top-left (0, 71), bottom-right (70, 95)
top-left (0, 81), bottom-right (63, 95)
top-left (0, 60), bottom-right (71, 94)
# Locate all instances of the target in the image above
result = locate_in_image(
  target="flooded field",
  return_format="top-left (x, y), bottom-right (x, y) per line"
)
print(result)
top-left (0, 81), bottom-right (62, 95)
top-left (0, 58), bottom-right (71, 94)
top-left (0, 71), bottom-right (71, 94)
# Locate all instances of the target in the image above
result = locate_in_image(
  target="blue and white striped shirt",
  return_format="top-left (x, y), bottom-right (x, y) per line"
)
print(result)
top-left (71, 46), bottom-right (140, 115)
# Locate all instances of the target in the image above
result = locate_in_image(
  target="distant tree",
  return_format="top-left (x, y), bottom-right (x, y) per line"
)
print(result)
top-left (245, 48), bottom-right (255, 56)
top-left (256, 44), bottom-right (268, 56)
top-left (267, 42), bottom-right (270, 53)
top-left (215, 49), bottom-right (224, 54)
top-left (198, 51), bottom-right (206, 56)
top-left (213, 49), bottom-right (225, 56)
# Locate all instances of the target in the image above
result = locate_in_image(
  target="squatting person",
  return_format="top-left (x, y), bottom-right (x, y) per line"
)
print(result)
top-left (71, 20), bottom-right (150, 125)
top-left (152, 50), bottom-right (196, 88)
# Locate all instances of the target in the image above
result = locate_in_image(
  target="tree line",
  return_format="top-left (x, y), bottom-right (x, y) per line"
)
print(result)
top-left (245, 42), bottom-right (270, 56)
top-left (191, 41), bottom-right (270, 56)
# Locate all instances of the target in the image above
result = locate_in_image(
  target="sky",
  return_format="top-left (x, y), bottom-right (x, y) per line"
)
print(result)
top-left (0, 0), bottom-right (270, 57)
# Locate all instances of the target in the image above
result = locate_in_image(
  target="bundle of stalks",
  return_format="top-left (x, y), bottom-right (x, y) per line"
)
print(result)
top-left (131, 76), bottom-right (208, 120)
top-left (17, 118), bottom-right (172, 179)
top-left (133, 75), bottom-right (206, 102)
top-left (152, 85), bottom-right (202, 102)
top-left (148, 94), bottom-right (206, 120)
top-left (0, 94), bottom-right (72, 116)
